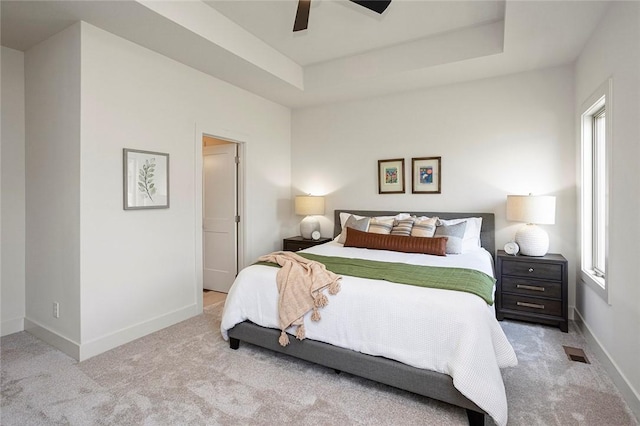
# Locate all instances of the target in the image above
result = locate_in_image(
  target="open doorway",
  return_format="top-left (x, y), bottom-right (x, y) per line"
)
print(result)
top-left (202, 135), bottom-right (241, 306)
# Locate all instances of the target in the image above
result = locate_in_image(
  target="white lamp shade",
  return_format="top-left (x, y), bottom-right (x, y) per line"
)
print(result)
top-left (295, 196), bottom-right (325, 216)
top-left (506, 195), bottom-right (556, 225)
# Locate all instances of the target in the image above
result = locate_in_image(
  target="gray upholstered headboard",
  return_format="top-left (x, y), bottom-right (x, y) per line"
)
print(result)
top-left (333, 210), bottom-right (496, 257)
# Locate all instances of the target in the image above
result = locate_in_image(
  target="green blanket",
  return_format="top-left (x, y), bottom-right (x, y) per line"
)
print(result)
top-left (257, 253), bottom-right (495, 305)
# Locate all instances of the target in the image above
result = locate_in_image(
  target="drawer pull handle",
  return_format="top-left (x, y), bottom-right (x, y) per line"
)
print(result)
top-left (517, 284), bottom-right (545, 292)
top-left (517, 301), bottom-right (545, 310)
top-left (528, 268), bottom-right (534, 273)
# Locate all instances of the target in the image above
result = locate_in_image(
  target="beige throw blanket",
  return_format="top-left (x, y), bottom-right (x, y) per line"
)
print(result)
top-left (257, 251), bottom-right (341, 346)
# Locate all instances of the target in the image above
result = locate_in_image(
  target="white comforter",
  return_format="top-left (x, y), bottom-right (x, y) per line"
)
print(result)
top-left (221, 242), bottom-right (517, 426)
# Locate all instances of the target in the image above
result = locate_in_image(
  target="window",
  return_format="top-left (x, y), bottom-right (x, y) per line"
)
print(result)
top-left (580, 79), bottom-right (611, 302)
top-left (592, 107), bottom-right (606, 278)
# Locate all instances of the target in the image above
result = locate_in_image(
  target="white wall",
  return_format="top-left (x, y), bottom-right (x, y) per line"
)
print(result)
top-left (19, 21), bottom-right (291, 360)
top-left (292, 66), bottom-right (576, 306)
top-left (1, 47), bottom-right (26, 336)
top-left (574, 1), bottom-right (640, 417)
top-left (24, 24), bottom-right (82, 353)
top-left (77, 23), bottom-right (290, 359)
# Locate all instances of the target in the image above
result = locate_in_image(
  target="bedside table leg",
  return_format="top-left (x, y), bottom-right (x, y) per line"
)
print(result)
top-left (560, 322), bottom-right (568, 333)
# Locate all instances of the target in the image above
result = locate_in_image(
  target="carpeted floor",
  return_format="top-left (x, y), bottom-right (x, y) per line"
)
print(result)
top-left (1, 300), bottom-right (637, 425)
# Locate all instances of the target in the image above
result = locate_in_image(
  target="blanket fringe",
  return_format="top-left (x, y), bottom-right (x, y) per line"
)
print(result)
top-left (296, 324), bottom-right (306, 340)
top-left (279, 331), bottom-right (290, 346)
top-left (311, 307), bottom-right (321, 322)
top-left (314, 293), bottom-right (328, 308)
top-left (262, 251), bottom-right (343, 347)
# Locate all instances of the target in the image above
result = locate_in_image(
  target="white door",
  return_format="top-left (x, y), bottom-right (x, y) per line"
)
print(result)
top-left (203, 143), bottom-right (237, 292)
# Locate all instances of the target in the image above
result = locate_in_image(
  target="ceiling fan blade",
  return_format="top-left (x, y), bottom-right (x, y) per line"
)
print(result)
top-left (293, 0), bottom-right (311, 32)
top-left (350, 0), bottom-right (391, 14)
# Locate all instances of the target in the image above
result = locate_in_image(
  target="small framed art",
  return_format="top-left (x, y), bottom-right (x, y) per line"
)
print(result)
top-left (412, 156), bottom-right (441, 194)
top-left (123, 148), bottom-right (170, 210)
top-left (378, 158), bottom-right (405, 194)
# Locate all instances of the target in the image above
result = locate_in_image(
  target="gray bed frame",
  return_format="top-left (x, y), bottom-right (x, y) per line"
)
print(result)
top-left (228, 210), bottom-right (496, 426)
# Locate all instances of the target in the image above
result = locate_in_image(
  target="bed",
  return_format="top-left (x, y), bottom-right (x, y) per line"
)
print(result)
top-left (221, 210), bottom-right (517, 426)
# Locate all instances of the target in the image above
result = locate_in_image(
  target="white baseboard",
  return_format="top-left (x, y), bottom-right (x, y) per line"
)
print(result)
top-left (568, 304), bottom-right (575, 320)
top-left (1, 316), bottom-right (25, 337)
top-left (78, 303), bottom-right (198, 361)
top-left (24, 318), bottom-right (80, 359)
top-left (23, 304), bottom-right (199, 362)
top-left (574, 308), bottom-right (640, 422)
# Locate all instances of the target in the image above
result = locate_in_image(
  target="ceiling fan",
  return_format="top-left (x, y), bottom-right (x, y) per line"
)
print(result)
top-left (293, 0), bottom-right (392, 32)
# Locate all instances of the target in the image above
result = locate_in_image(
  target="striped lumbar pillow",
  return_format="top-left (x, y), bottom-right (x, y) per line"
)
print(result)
top-left (411, 216), bottom-right (438, 238)
top-left (368, 217), bottom-right (394, 234)
top-left (391, 218), bottom-right (415, 236)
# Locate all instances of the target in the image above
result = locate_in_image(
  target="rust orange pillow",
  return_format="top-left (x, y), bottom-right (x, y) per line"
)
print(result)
top-left (344, 227), bottom-right (447, 256)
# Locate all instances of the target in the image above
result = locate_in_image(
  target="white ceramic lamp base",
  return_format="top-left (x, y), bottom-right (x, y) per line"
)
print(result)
top-left (515, 224), bottom-right (549, 256)
top-left (300, 216), bottom-right (320, 239)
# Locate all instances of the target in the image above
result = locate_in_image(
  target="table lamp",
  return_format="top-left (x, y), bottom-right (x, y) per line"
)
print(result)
top-left (295, 195), bottom-right (325, 239)
top-left (507, 194), bottom-right (556, 256)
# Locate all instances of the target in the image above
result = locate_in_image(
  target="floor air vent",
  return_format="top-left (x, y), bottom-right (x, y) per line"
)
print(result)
top-left (563, 346), bottom-right (590, 364)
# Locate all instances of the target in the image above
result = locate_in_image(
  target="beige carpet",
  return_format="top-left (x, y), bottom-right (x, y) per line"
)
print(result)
top-left (1, 300), bottom-right (637, 425)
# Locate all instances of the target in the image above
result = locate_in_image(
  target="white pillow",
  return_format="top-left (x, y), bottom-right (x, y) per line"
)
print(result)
top-left (339, 212), bottom-right (366, 229)
top-left (437, 217), bottom-right (483, 252)
top-left (377, 213), bottom-right (411, 221)
top-left (335, 213), bottom-right (366, 241)
top-left (336, 215), bottom-right (371, 244)
top-left (335, 213), bottom-right (359, 241)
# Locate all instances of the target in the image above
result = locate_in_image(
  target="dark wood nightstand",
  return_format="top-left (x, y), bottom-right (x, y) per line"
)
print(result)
top-left (283, 236), bottom-right (332, 252)
top-left (496, 250), bottom-right (568, 332)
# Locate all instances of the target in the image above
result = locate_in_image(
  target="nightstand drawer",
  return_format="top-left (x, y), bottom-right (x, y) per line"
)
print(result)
top-left (501, 276), bottom-right (562, 299)
top-left (283, 236), bottom-right (332, 252)
top-left (501, 260), bottom-right (563, 281)
top-left (502, 294), bottom-right (562, 317)
top-left (286, 242), bottom-right (309, 252)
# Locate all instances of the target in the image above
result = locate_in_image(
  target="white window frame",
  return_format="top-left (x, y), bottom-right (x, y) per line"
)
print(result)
top-left (579, 78), bottom-right (612, 303)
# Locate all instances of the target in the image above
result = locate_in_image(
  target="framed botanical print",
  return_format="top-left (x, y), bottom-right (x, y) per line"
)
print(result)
top-left (123, 148), bottom-right (170, 210)
top-left (412, 156), bottom-right (441, 194)
top-left (378, 158), bottom-right (405, 194)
